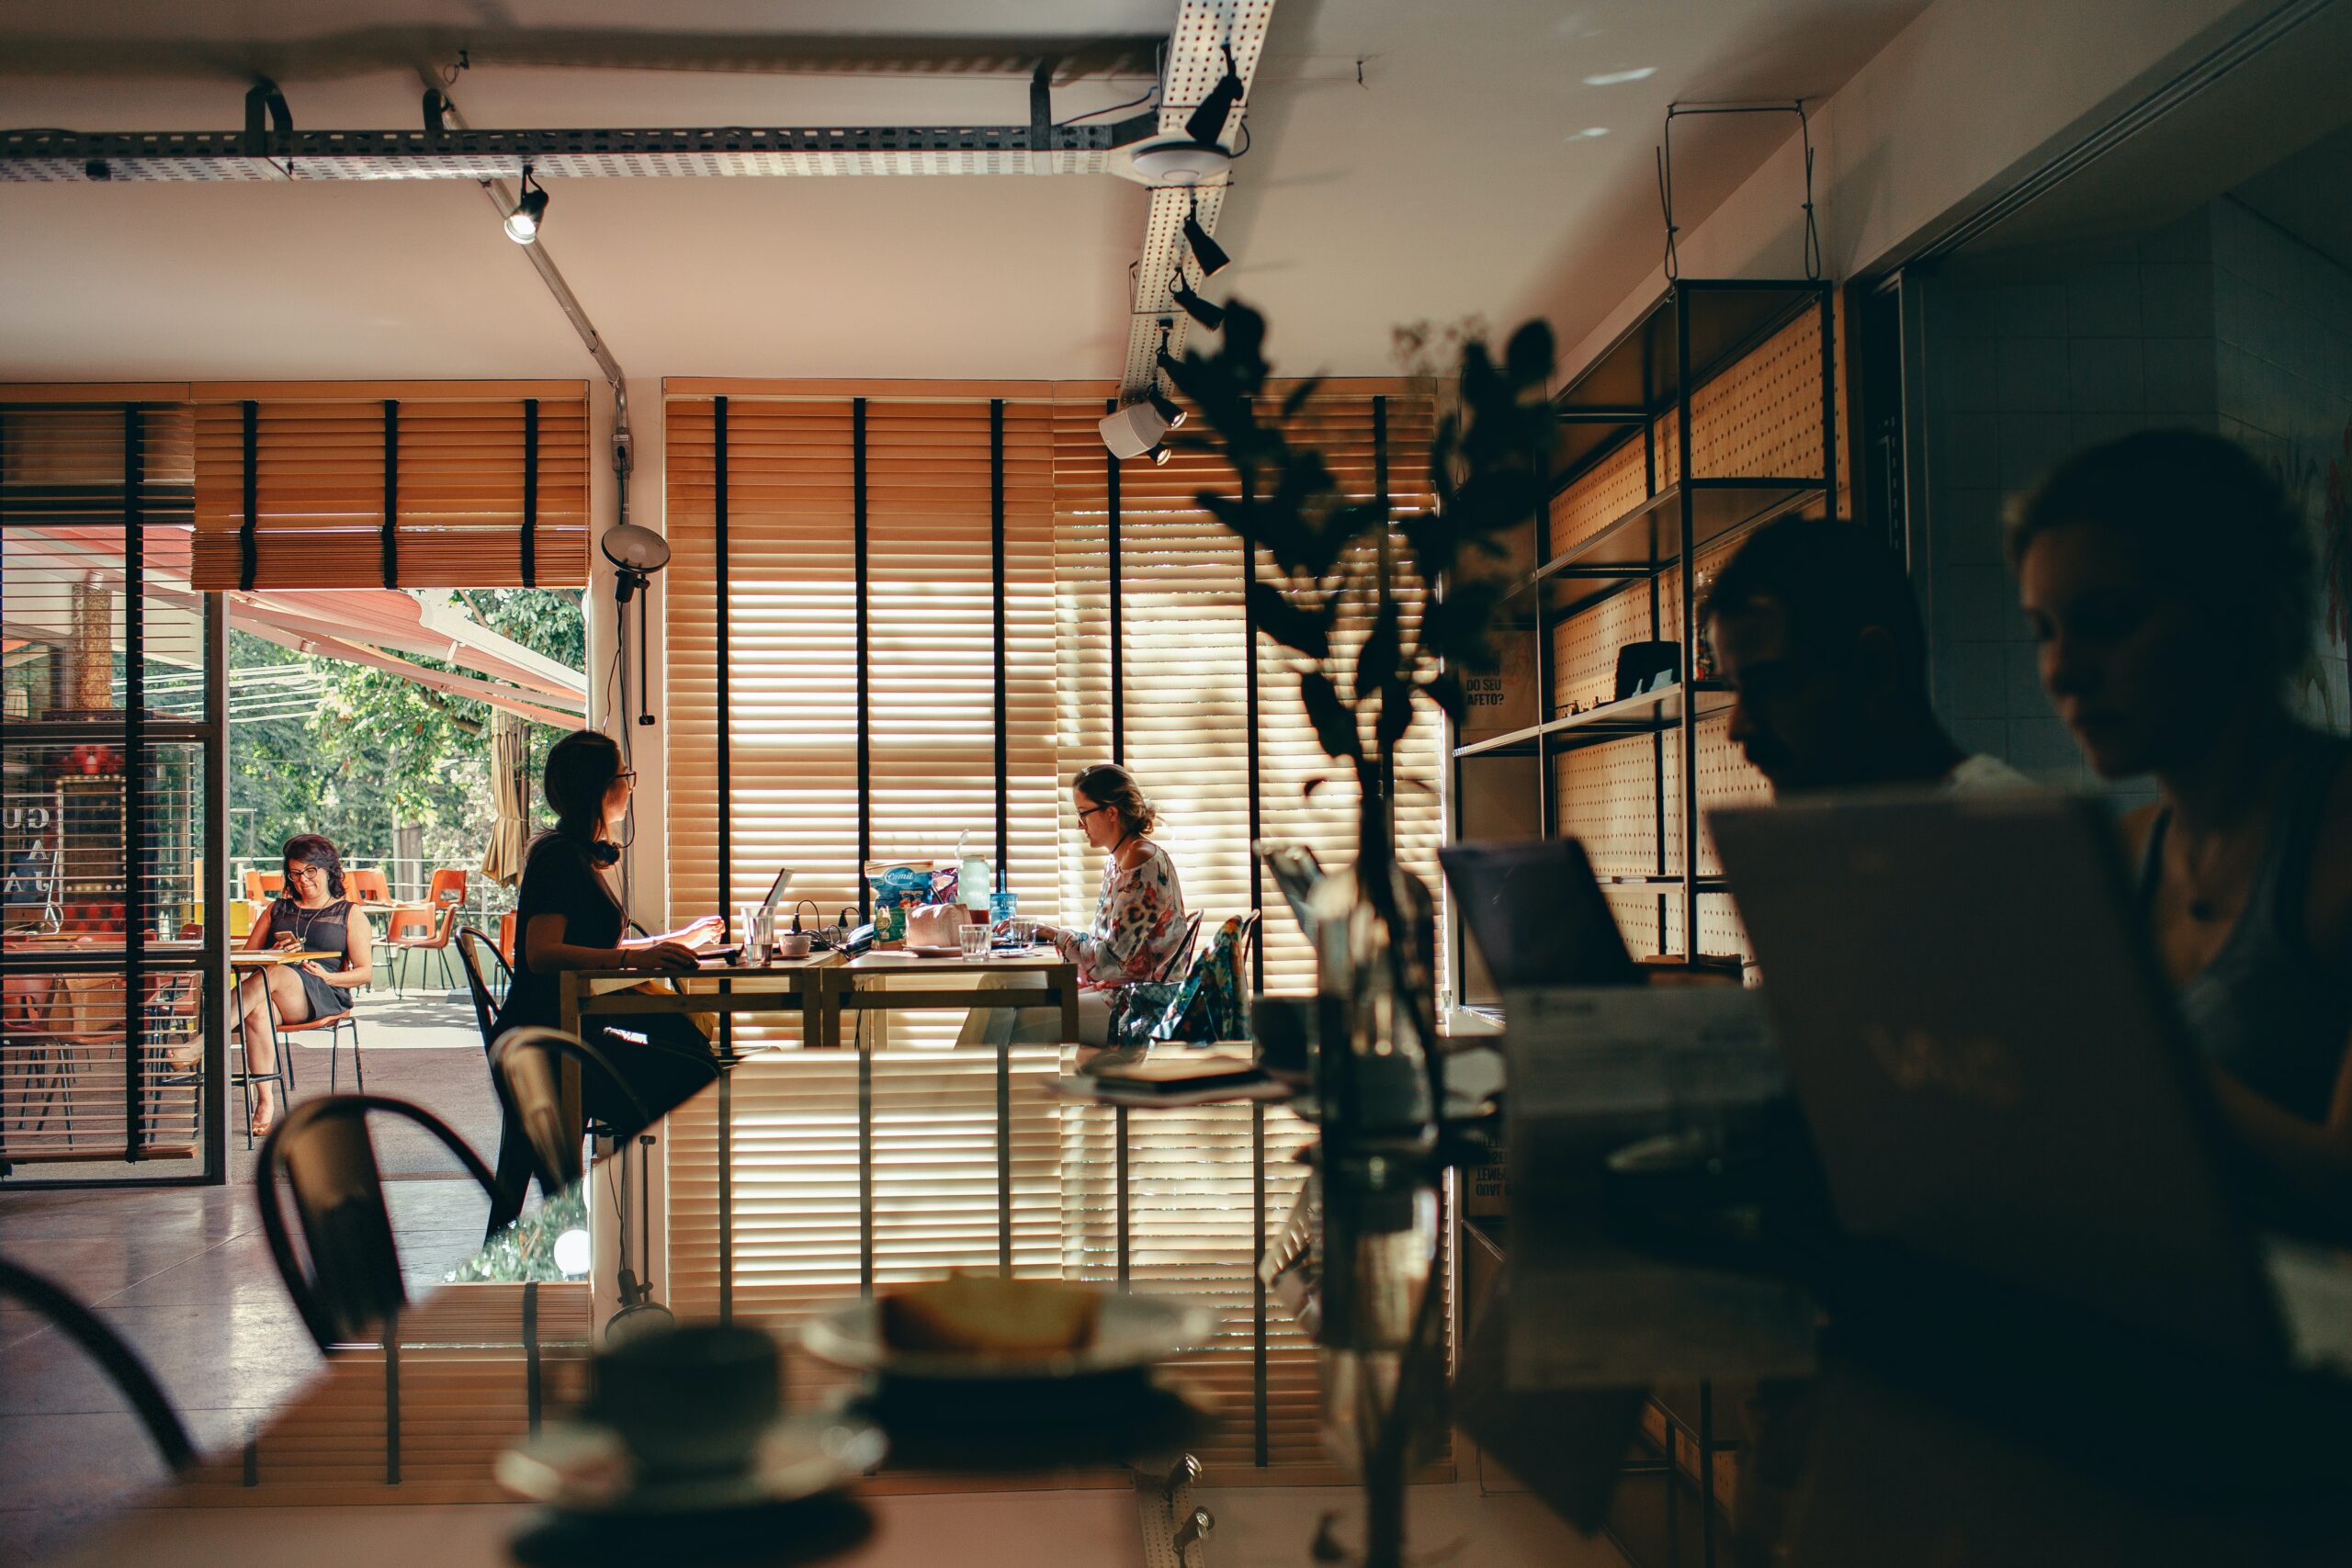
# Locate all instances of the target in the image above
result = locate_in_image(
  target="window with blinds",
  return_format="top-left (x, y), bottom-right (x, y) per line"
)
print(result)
top-left (189, 383), bottom-right (590, 590)
top-left (660, 380), bottom-right (1445, 1478)
top-left (3, 400), bottom-right (217, 1178)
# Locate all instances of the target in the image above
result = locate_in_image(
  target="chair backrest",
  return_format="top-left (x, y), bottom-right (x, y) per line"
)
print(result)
top-left (497, 909), bottom-right (517, 961)
top-left (1156, 909), bottom-right (1205, 981)
top-left (0, 1258), bottom-right (196, 1472)
top-left (243, 869), bottom-right (283, 902)
top-left (488, 1026), bottom-right (651, 1195)
top-left (387, 903), bottom-right (437, 943)
top-left (346, 868), bottom-right (390, 903)
top-left (427, 868), bottom-right (467, 907)
top-left (453, 926), bottom-right (510, 1049)
top-left (255, 1094), bottom-right (503, 1349)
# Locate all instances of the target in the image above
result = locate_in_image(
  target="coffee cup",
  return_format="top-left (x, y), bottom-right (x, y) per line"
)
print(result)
top-left (587, 1323), bottom-right (782, 1481)
top-left (775, 930), bottom-right (812, 959)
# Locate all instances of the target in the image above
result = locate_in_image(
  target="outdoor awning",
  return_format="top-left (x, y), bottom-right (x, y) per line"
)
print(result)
top-left (2, 520), bottom-right (588, 728)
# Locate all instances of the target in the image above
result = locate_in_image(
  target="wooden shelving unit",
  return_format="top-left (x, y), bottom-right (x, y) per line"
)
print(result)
top-left (1447, 278), bottom-right (1838, 1002)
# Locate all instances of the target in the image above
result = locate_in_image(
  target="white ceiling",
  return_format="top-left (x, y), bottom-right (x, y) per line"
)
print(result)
top-left (0, 0), bottom-right (1932, 385)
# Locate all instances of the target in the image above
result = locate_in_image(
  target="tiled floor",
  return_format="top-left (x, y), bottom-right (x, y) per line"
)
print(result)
top-left (0, 1007), bottom-right (505, 1566)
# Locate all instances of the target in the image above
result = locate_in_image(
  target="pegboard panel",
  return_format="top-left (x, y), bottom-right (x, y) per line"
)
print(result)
top-left (1549, 578), bottom-right (1662, 714)
top-left (1554, 733), bottom-right (1668, 877)
top-left (1656, 310), bottom-right (1831, 487)
top-left (1547, 436), bottom-right (1651, 557)
top-left (1607, 886), bottom-right (1668, 959)
top-left (1650, 713), bottom-right (1768, 879)
top-left (1697, 890), bottom-right (1753, 965)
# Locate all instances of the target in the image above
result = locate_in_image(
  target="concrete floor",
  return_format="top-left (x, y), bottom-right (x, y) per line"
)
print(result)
top-left (0, 990), bottom-right (506, 1565)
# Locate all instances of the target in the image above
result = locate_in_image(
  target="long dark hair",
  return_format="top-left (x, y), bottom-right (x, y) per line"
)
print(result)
top-left (281, 834), bottom-right (345, 900)
top-left (542, 728), bottom-right (624, 844)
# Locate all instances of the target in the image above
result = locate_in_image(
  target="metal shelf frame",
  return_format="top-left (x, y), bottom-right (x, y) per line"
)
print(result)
top-left (1447, 278), bottom-right (1837, 987)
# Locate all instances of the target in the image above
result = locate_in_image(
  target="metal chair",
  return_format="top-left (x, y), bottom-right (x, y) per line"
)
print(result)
top-left (387, 898), bottom-right (461, 996)
top-left (345, 867), bottom-right (391, 905)
top-left (259, 972), bottom-right (363, 1094)
top-left (254, 1093), bottom-right (505, 1350)
top-left (0, 1257), bottom-right (196, 1472)
top-left (487, 1026), bottom-right (652, 1198)
top-left (456, 927), bottom-right (536, 1240)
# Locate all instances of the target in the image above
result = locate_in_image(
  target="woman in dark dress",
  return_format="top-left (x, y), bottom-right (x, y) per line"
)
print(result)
top-left (238, 834), bottom-right (373, 1136)
top-left (491, 729), bottom-right (724, 1134)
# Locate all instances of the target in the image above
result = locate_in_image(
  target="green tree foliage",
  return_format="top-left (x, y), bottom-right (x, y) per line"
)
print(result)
top-left (231, 590), bottom-right (585, 868)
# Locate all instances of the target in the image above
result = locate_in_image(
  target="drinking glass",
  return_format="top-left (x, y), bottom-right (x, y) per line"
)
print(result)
top-left (956, 921), bottom-right (990, 960)
top-left (736, 903), bottom-right (769, 966)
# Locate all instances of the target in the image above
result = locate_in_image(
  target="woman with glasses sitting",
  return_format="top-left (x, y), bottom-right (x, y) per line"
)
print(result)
top-left (238, 834), bottom-right (373, 1136)
top-left (960, 762), bottom-right (1189, 1049)
top-left (492, 728), bottom-right (725, 1133)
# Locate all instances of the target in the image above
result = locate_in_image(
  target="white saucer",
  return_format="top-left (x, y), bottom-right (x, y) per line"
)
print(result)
top-left (801, 1290), bottom-right (1216, 1382)
top-left (903, 943), bottom-right (970, 958)
top-left (496, 1413), bottom-right (886, 1516)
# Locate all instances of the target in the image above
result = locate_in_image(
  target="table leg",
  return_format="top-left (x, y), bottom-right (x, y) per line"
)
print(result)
top-left (1059, 969), bottom-right (1079, 1044)
top-left (559, 974), bottom-right (579, 1039)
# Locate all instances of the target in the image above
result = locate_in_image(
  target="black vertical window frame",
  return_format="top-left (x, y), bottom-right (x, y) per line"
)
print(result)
top-left (1105, 400), bottom-right (1125, 765)
top-left (1373, 396), bottom-right (1394, 814)
top-left (379, 400), bottom-right (399, 589)
top-left (714, 398), bottom-right (730, 924)
top-left (122, 407), bottom-right (147, 1157)
top-left (238, 400), bottom-right (259, 591)
top-left (854, 399), bottom-right (872, 921)
top-left (520, 398), bottom-right (539, 587)
top-left (991, 400), bottom-right (1010, 880)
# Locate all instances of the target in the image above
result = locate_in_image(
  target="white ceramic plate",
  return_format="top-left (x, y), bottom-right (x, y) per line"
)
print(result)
top-left (496, 1413), bottom-right (885, 1516)
top-left (903, 943), bottom-right (969, 958)
top-left (801, 1290), bottom-right (1216, 1382)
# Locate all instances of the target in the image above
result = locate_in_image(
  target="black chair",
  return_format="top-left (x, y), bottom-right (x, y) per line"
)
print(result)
top-left (0, 1256), bottom-right (196, 1472)
top-left (455, 926), bottom-right (537, 1239)
top-left (487, 1026), bottom-right (652, 1199)
top-left (254, 1093), bottom-right (505, 1350)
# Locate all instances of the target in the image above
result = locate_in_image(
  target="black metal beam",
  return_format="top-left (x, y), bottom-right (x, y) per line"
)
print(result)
top-left (714, 397), bottom-right (729, 923)
top-left (4, 120), bottom-right (1150, 184)
top-left (123, 406), bottom-right (146, 1159)
top-left (520, 398), bottom-right (538, 587)
top-left (991, 399), bottom-right (1009, 881)
top-left (854, 399), bottom-right (871, 922)
top-left (379, 400), bottom-right (399, 589)
top-left (1105, 401), bottom-right (1125, 766)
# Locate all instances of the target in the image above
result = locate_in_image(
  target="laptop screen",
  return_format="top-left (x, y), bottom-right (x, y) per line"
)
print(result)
top-left (1439, 839), bottom-right (1641, 989)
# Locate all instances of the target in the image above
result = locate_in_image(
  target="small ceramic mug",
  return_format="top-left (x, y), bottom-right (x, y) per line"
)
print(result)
top-left (775, 930), bottom-right (812, 959)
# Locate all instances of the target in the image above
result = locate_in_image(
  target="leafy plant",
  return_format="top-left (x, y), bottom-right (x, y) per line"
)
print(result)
top-left (1160, 301), bottom-right (1556, 899)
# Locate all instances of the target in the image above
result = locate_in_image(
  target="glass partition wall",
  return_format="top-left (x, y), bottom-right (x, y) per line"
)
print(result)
top-left (2, 402), bottom-right (227, 1185)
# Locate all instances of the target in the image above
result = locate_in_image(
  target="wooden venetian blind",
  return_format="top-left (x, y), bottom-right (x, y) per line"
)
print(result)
top-left (189, 383), bottom-right (589, 590)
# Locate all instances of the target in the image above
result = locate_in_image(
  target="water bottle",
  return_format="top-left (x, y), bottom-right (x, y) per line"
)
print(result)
top-left (957, 830), bottom-right (991, 914)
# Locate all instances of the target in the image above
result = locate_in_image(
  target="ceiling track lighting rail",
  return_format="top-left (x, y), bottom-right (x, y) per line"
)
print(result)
top-left (1, 119), bottom-right (1159, 183)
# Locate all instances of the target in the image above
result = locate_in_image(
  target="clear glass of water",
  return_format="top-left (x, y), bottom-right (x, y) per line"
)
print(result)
top-left (956, 921), bottom-right (990, 960)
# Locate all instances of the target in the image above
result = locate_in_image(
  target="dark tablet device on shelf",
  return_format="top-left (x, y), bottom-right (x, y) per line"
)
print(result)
top-left (1439, 839), bottom-right (1643, 989)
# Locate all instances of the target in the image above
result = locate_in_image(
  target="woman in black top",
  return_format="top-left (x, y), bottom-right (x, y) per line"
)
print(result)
top-left (238, 834), bottom-right (374, 1135)
top-left (491, 729), bottom-right (724, 1133)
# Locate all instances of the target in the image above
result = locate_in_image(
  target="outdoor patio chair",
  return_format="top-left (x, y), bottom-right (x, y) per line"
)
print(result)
top-left (254, 1093), bottom-right (504, 1350)
top-left (345, 867), bottom-right (391, 904)
top-left (0, 1258), bottom-right (196, 1472)
top-left (386, 869), bottom-right (466, 995)
top-left (243, 868), bottom-right (283, 903)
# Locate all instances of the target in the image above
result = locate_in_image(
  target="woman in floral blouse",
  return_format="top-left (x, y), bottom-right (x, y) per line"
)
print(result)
top-left (959, 762), bottom-right (1189, 1048)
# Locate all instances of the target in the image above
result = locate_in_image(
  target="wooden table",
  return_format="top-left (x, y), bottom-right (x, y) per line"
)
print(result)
top-left (557, 948), bottom-right (1080, 1052)
top-left (228, 949), bottom-right (336, 968)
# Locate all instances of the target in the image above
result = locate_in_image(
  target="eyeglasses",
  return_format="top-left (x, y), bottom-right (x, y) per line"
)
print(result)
top-left (1076, 803), bottom-right (1113, 821)
top-left (287, 864), bottom-right (325, 881)
top-left (616, 770), bottom-right (639, 784)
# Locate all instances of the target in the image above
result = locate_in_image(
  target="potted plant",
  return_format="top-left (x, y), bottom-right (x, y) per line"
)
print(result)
top-left (1161, 303), bottom-right (1556, 1567)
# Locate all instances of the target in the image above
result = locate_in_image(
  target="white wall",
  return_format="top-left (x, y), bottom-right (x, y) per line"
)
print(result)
top-left (1534, 0), bottom-right (2274, 378)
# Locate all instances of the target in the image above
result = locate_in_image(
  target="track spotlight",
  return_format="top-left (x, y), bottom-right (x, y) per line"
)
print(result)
top-left (1148, 387), bottom-right (1185, 430)
top-left (1182, 198), bottom-right (1230, 277)
top-left (1170, 274), bottom-right (1224, 331)
top-left (1185, 43), bottom-right (1245, 146)
top-left (1147, 443), bottom-right (1173, 466)
top-left (503, 168), bottom-right (548, 244)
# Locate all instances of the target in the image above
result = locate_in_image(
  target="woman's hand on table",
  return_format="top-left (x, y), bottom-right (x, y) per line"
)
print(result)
top-left (628, 941), bottom-right (702, 974)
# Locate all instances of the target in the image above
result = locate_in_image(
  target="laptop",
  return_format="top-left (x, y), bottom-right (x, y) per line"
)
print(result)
top-left (1710, 793), bottom-right (2343, 1371)
top-left (1439, 838), bottom-right (1644, 989)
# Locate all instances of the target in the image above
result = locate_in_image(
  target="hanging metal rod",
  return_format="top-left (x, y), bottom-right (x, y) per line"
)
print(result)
top-left (2, 118), bottom-right (1159, 183)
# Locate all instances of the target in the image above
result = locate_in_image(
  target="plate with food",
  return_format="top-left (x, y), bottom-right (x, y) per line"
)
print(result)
top-left (801, 1274), bottom-right (1216, 1382)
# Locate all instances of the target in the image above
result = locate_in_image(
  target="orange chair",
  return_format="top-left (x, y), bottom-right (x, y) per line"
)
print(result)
top-left (345, 868), bottom-right (391, 906)
top-left (388, 870), bottom-right (466, 995)
top-left (243, 869), bottom-right (283, 904)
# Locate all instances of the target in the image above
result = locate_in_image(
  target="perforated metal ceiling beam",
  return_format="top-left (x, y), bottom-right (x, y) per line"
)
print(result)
top-left (1117, 0), bottom-right (1272, 400)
